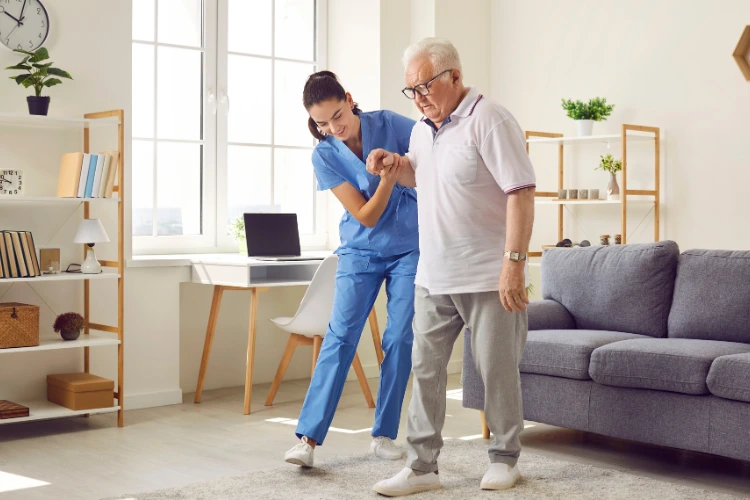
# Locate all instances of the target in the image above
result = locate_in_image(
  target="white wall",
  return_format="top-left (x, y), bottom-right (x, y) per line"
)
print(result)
top-left (491, 0), bottom-right (750, 254)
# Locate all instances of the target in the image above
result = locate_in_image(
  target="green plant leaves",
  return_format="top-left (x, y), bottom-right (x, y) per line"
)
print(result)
top-left (47, 67), bottom-right (73, 79)
top-left (7, 48), bottom-right (72, 96)
top-left (6, 64), bottom-right (32, 71)
top-left (43, 78), bottom-right (63, 87)
top-left (13, 74), bottom-right (30, 85)
top-left (561, 97), bottom-right (615, 121)
top-left (30, 47), bottom-right (50, 62)
top-left (596, 153), bottom-right (622, 174)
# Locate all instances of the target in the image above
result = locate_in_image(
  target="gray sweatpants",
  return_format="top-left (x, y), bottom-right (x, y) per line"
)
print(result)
top-left (405, 285), bottom-right (528, 472)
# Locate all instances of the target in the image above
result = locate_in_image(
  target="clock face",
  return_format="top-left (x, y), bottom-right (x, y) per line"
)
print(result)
top-left (0, 0), bottom-right (49, 52)
top-left (0, 169), bottom-right (23, 195)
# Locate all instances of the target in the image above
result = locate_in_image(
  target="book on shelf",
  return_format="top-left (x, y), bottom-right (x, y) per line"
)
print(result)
top-left (59, 151), bottom-right (119, 199)
top-left (0, 231), bottom-right (41, 279)
top-left (0, 400), bottom-right (29, 419)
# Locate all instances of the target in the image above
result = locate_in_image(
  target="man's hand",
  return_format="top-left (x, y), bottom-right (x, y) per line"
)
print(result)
top-left (499, 262), bottom-right (529, 312)
top-left (366, 148), bottom-right (398, 176)
top-left (379, 160), bottom-right (403, 186)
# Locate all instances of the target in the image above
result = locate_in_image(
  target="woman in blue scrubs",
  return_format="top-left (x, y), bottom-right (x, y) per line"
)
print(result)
top-left (284, 71), bottom-right (418, 468)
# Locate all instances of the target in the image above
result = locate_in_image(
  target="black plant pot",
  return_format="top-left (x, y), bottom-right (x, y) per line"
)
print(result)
top-left (27, 96), bottom-right (50, 116)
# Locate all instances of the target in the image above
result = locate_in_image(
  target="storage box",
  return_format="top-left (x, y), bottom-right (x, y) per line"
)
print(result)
top-left (0, 302), bottom-right (40, 349)
top-left (47, 373), bottom-right (114, 411)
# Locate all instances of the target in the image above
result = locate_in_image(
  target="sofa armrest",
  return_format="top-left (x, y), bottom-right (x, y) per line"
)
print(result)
top-left (528, 300), bottom-right (576, 330)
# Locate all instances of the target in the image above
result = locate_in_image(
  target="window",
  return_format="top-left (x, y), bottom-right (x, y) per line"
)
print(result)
top-left (132, 0), bottom-right (327, 254)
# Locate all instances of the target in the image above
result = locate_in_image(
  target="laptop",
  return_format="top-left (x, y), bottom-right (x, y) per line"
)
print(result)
top-left (243, 213), bottom-right (322, 261)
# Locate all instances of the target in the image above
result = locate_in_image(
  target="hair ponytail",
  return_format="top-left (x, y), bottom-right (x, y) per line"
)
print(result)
top-left (303, 71), bottom-right (361, 140)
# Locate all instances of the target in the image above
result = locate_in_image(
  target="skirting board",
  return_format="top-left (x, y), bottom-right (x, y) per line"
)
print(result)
top-left (125, 388), bottom-right (184, 410)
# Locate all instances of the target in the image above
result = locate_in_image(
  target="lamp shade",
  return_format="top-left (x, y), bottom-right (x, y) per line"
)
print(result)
top-left (74, 219), bottom-right (110, 244)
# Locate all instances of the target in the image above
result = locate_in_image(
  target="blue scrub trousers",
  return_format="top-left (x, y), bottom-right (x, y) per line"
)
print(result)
top-left (295, 249), bottom-right (418, 445)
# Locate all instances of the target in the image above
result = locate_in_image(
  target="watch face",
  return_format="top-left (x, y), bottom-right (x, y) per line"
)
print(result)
top-left (0, 0), bottom-right (50, 52)
top-left (0, 169), bottom-right (23, 195)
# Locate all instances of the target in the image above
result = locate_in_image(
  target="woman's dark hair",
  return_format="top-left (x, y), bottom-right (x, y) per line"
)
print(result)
top-left (303, 70), bottom-right (361, 140)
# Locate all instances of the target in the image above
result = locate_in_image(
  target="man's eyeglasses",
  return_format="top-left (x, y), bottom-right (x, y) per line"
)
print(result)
top-left (401, 69), bottom-right (452, 99)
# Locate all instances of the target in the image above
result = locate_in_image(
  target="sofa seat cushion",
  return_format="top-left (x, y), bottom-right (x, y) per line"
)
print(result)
top-left (590, 339), bottom-right (750, 395)
top-left (519, 330), bottom-right (646, 380)
top-left (707, 353), bottom-right (750, 403)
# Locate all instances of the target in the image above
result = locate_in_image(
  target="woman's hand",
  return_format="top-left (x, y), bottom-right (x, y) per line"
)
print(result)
top-left (379, 155), bottom-right (402, 186)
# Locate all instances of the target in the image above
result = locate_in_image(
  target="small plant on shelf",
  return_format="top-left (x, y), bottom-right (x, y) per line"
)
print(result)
top-left (597, 154), bottom-right (622, 200)
top-left (560, 97), bottom-right (615, 136)
top-left (6, 48), bottom-right (73, 116)
top-left (53, 312), bottom-right (86, 341)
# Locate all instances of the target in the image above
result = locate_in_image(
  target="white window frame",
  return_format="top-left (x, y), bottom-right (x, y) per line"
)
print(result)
top-left (133, 0), bottom-right (328, 255)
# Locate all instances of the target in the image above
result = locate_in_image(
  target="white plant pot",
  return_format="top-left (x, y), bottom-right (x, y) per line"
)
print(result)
top-left (576, 120), bottom-right (595, 137)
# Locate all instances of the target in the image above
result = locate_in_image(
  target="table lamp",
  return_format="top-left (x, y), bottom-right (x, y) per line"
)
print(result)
top-left (73, 219), bottom-right (110, 274)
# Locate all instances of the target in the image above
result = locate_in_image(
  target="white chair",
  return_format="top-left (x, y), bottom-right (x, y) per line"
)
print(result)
top-left (264, 254), bottom-right (376, 408)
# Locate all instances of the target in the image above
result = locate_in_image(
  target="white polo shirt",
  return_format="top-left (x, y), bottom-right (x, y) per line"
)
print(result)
top-left (406, 86), bottom-right (536, 295)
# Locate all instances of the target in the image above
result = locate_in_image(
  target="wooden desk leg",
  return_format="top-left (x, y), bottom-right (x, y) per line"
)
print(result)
top-left (244, 288), bottom-right (260, 415)
top-left (194, 286), bottom-right (224, 404)
top-left (368, 307), bottom-right (384, 367)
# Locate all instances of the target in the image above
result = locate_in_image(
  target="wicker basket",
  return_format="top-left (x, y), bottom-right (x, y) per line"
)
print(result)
top-left (0, 302), bottom-right (40, 349)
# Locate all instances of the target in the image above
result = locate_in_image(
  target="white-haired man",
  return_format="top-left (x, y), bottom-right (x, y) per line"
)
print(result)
top-left (367, 38), bottom-right (536, 496)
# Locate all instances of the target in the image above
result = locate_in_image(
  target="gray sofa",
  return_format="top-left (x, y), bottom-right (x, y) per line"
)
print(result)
top-left (462, 241), bottom-right (750, 462)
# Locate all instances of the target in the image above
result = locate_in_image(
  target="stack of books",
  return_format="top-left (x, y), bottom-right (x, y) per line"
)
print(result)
top-left (56, 151), bottom-right (120, 199)
top-left (0, 231), bottom-right (41, 279)
top-left (0, 400), bottom-right (30, 419)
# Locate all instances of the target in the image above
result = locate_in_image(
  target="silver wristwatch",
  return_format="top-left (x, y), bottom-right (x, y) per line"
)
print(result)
top-left (504, 251), bottom-right (527, 262)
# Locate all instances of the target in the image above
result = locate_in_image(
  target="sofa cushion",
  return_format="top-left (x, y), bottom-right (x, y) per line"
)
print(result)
top-left (668, 249), bottom-right (750, 343)
top-left (590, 338), bottom-right (750, 395)
top-left (528, 300), bottom-right (576, 331)
top-left (707, 353), bottom-right (750, 403)
top-left (520, 330), bottom-right (646, 380)
top-left (541, 241), bottom-right (679, 338)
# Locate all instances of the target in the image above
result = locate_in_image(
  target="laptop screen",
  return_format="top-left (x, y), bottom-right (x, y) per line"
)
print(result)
top-left (243, 213), bottom-right (301, 257)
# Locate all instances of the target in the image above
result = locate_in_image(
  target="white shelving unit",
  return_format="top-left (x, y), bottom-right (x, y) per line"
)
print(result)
top-left (0, 110), bottom-right (125, 428)
top-left (526, 124), bottom-right (661, 256)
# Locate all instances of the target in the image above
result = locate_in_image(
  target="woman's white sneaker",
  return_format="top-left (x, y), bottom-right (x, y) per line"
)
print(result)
top-left (372, 468), bottom-right (441, 497)
top-left (284, 436), bottom-right (314, 467)
top-left (371, 437), bottom-right (404, 460)
top-left (480, 463), bottom-right (521, 490)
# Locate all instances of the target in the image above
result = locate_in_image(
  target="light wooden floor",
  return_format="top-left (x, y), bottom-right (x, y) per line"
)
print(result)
top-left (1, 374), bottom-right (749, 499)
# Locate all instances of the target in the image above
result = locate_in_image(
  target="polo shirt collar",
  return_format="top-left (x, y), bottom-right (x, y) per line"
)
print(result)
top-left (419, 86), bottom-right (483, 129)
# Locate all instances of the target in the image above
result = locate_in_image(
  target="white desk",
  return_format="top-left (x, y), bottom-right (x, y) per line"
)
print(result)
top-left (189, 252), bottom-right (384, 415)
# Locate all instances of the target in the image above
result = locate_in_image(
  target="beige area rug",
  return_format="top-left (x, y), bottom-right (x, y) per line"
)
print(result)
top-left (104, 439), bottom-right (740, 500)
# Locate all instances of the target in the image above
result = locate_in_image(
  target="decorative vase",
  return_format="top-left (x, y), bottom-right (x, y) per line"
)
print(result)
top-left (27, 96), bottom-right (50, 116)
top-left (575, 119), bottom-right (595, 137)
top-left (60, 328), bottom-right (80, 341)
top-left (607, 172), bottom-right (620, 200)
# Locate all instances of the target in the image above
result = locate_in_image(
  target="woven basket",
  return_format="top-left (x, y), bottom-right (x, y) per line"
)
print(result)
top-left (0, 302), bottom-right (40, 349)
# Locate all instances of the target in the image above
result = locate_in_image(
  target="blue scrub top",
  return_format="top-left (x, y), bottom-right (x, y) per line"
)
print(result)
top-left (312, 110), bottom-right (418, 258)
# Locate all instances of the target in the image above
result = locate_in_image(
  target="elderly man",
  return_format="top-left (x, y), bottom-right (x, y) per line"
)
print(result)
top-left (367, 38), bottom-right (536, 496)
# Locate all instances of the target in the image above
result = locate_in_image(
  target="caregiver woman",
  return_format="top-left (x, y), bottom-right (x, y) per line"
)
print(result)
top-left (284, 71), bottom-right (419, 468)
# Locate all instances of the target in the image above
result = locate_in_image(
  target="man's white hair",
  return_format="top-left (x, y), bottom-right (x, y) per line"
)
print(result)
top-left (402, 37), bottom-right (462, 75)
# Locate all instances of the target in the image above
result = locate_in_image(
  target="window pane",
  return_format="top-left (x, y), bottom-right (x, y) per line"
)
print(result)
top-left (133, 0), bottom-right (155, 42)
top-left (156, 142), bottom-right (202, 236)
top-left (227, 146), bottom-right (273, 225)
top-left (157, 47), bottom-right (203, 141)
top-left (132, 43), bottom-right (155, 138)
top-left (229, 0), bottom-right (271, 56)
top-left (274, 148), bottom-right (314, 234)
top-left (157, 0), bottom-right (202, 48)
top-left (132, 140), bottom-right (155, 237)
top-left (228, 56), bottom-right (271, 144)
top-left (274, 61), bottom-right (315, 147)
top-left (275, 0), bottom-right (315, 61)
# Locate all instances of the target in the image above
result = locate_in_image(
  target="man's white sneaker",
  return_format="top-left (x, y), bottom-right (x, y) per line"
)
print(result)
top-left (480, 463), bottom-right (521, 490)
top-left (371, 437), bottom-right (404, 460)
top-left (372, 467), bottom-right (441, 497)
top-left (284, 436), bottom-right (314, 467)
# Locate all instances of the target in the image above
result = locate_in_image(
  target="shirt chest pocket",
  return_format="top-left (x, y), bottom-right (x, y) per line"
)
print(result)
top-left (436, 144), bottom-right (477, 184)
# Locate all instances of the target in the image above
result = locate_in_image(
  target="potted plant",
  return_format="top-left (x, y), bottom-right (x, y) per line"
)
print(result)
top-left (6, 48), bottom-right (73, 116)
top-left (596, 153), bottom-right (623, 200)
top-left (561, 97), bottom-right (615, 137)
top-left (229, 215), bottom-right (246, 255)
top-left (53, 312), bottom-right (86, 341)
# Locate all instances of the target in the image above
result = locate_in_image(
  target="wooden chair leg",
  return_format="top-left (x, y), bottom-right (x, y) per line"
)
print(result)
top-left (352, 352), bottom-right (375, 408)
top-left (312, 335), bottom-right (322, 378)
top-left (480, 411), bottom-right (491, 439)
top-left (265, 334), bottom-right (300, 406)
top-left (369, 307), bottom-right (384, 367)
